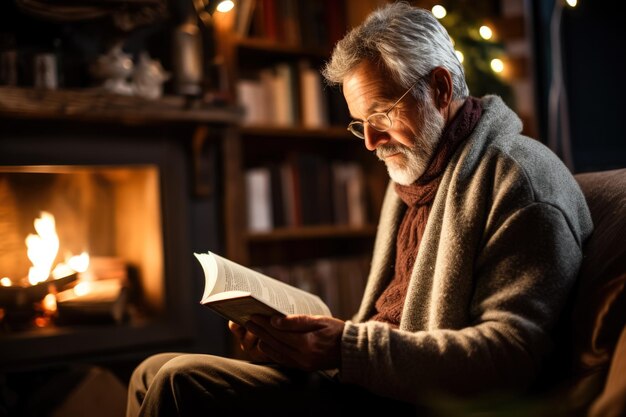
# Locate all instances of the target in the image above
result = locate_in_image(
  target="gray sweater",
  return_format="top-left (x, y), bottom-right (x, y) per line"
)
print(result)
top-left (339, 96), bottom-right (593, 403)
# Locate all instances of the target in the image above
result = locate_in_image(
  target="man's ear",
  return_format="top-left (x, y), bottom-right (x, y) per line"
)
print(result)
top-left (431, 67), bottom-right (453, 110)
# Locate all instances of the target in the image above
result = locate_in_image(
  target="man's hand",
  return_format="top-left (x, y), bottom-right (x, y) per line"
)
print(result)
top-left (228, 320), bottom-right (272, 363)
top-left (244, 314), bottom-right (345, 371)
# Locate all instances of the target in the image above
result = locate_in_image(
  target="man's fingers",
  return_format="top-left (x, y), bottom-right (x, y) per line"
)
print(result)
top-left (246, 321), bottom-right (301, 356)
top-left (257, 340), bottom-right (302, 369)
top-left (228, 321), bottom-right (245, 337)
top-left (251, 314), bottom-right (324, 332)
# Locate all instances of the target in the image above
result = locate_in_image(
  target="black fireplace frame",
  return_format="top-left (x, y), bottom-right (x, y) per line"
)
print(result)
top-left (0, 106), bottom-right (238, 372)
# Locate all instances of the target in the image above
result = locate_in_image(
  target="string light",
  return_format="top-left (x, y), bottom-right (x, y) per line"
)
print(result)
top-left (490, 58), bottom-right (505, 73)
top-left (434, 3), bottom-right (513, 102)
top-left (479, 25), bottom-right (493, 40)
top-left (432, 5), bottom-right (447, 19)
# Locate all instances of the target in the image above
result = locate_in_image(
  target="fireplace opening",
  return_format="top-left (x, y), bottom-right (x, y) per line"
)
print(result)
top-left (0, 125), bottom-right (224, 372)
top-left (0, 165), bottom-right (164, 332)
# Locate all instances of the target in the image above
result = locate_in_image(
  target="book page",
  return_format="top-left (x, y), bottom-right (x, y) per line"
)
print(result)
top-left (194, 252), bottom-right (331, 317)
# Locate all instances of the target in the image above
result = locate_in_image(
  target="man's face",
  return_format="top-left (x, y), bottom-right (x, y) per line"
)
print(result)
top-left (343, 60), bottom-right (445, 185)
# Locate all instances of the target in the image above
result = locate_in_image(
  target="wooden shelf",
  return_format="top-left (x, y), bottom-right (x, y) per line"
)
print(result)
top-left (246, 224), bottom-right (377, 242)
top-left (240, 125), bottom-right (353, 139)
top-left (0, 87), bottom-right (242, 125)
top-left (234, 37), bottom-right (330, 59)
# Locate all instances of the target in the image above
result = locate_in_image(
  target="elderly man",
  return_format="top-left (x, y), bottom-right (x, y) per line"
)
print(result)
top-left (127, 3), bottom-right (592, 416)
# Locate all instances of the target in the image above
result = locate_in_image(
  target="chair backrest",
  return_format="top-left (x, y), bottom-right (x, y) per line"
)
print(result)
top-left (563, 168), bottom-right (626, 411)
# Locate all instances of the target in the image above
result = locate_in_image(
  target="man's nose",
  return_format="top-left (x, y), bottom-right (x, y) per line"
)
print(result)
top-left (363, 125), bottom-right (390, 151)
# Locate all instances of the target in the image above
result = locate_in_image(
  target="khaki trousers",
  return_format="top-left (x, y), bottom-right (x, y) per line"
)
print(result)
top-left (126, 352), bottom-right (415, 417)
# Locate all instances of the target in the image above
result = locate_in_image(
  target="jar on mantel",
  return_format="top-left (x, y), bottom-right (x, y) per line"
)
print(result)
top-left (171, 16), bottom-right (203, 97)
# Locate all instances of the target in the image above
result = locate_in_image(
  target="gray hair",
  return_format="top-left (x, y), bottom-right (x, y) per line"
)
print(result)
top-left (322, 2), bottom-right (469, 101)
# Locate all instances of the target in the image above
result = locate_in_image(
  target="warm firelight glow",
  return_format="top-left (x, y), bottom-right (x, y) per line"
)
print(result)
top-left (52, 252), bottom-right (91, 279)
top-left (56, 279), bottom-right (123, 303)
top-left (68, 252), bottom-right (90, 273)
top-left (52, 263), bottom-right (74, 279)
top-left (74, 281), bottom-right (92, 297)
top-left (1, 277), bottom-right (11, 287)
top-left (42, 293), bottom-right (57, 313)
top-left (24, 212), bottom-right (90, 284)
top-left (26, 211), bottom-right (59, 285)
top-left (216, 0), bottom-right (234, 13)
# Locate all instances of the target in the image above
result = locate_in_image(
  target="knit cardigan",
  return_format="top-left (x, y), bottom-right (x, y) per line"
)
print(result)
top-left (339, 95), bottom-right (593, 404)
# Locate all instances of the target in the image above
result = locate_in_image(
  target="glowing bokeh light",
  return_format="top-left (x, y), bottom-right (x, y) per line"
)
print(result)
top-left (479, 25), bottom-right (493, 40)
top-left (216, 0), bottom-right (234, 13)
top-left (432, 5), bottom-right (447, 19)
top-left (490, 58), bottom-right (505, 73)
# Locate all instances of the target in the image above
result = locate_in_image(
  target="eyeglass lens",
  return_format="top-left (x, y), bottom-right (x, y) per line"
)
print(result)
top-left (348, 121), bottom-right (365, 139)
top-left (368, 113), bottom-right (392, 130)
top-left (348, 113), bottom-right (393, 139)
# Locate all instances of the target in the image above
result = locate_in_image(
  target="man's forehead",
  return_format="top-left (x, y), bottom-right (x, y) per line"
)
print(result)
top-left (344, 61), bottom-right (386, 88)
top-left (344, 68), bottom-right (385, 100)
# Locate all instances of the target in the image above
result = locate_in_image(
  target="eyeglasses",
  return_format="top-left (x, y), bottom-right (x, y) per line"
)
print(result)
top-left (347, 79), bottom-right (420, 140)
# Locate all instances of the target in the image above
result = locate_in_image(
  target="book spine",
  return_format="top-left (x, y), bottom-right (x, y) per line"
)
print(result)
top-left (245, 167), bottom-right (273, 231)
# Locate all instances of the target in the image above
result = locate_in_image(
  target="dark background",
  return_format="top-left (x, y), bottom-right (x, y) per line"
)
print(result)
top-left (531, 0), bottom-right (626, 172)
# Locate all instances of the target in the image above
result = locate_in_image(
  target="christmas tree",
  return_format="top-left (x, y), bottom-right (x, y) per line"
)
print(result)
top-left (426, 1), bottom-right (514, 105)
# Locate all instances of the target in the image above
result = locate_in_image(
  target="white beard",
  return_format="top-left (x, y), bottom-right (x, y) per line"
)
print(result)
top-left (376, 99), bottom-right (446, 185)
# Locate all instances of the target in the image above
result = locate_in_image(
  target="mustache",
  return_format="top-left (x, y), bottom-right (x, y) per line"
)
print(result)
top-left (376, 143), bottom-right (411, 160)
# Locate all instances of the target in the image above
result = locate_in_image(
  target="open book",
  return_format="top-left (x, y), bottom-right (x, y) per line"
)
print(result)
top-left (194, 252), bottom-right (332, 326)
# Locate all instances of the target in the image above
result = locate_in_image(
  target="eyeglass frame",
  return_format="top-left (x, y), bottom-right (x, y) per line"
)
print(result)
top-left (347, 77), bottom-right (423, 140)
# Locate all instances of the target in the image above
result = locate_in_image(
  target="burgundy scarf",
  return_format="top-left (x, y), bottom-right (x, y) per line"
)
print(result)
top-left (369, 97), bottom-right (482, 326)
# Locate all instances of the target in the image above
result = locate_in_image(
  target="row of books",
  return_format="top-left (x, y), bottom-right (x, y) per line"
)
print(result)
top-left (245, 156), bottom-right (368, 232)
top-left (254, 254), bottom-right (370, 320)
top-left (235, 0), bottom-right (347, 49)
top-left (236, 61), bottom-right (349, 128)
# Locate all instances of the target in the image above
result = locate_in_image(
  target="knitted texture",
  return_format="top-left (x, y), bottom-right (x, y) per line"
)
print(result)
top-left (370, 97), bottom-right (482, 326)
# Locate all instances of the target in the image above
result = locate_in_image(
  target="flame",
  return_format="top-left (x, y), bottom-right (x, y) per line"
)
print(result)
top-left (68, 252), bottom-right (90, 273)
top-left (42, 293), bottom-right (57, 313)
top-left (51, 252), bottom-right (91, 280)
top-left (74, 281), bottom-right (92, 297)
top-left (26, 211), bottom-right (59, 285)
top-left (51, 263), bottom-right (73, 279)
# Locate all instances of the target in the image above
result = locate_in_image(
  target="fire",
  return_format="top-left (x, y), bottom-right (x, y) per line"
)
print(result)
top-left (23, 212), bottom-right (90, 285)
top-left (26, 211), bottom-right (59, 285)
top-left (73, 281), bottom-right (92, 297)
top-left (42, 293), bottom-right (57, 313)
top-left (68, 252), bottom-right (90, 273)
top-left (52, 252), bottom-right (90, 279)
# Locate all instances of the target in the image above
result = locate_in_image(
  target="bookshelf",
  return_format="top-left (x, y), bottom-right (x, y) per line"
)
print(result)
top-left (214, 0), bottom-right (388, 321)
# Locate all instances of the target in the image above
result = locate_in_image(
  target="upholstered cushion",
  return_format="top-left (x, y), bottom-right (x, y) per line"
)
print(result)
top-left (573, 169), bottom-right (626, 367)
top-left (568, 168), bottom-right (626, 415)
top-left (588, 326), bottom-right (626, 417)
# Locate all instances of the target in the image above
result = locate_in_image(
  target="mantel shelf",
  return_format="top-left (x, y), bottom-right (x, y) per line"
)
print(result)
top-left (0, 87), bottom-right (242, 125)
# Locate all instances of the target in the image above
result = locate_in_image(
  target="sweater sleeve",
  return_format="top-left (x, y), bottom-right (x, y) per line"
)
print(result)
top-left (339, 202), bottom-right (584, 404)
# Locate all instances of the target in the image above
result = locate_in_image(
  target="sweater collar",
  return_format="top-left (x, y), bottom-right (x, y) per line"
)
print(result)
top-left (395, 97), bottom-right (482, 207)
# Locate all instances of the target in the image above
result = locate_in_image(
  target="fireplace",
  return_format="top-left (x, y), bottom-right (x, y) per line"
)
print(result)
top-left (1, 164), bottom-right (164, 328)
top-left (0, 95), bottom-right (239, 372)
